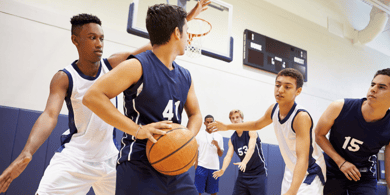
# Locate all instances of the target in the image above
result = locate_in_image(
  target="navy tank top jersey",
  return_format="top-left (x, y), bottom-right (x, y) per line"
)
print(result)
top-left (326, 98), bottom-right (390, 178)
top-left (231, 131), bottom-right (267, 176)
top-left (118, 50), bottom-right (192, 163)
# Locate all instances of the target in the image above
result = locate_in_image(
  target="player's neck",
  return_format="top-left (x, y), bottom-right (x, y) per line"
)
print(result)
top-left (236, 130), bottom-right (244, 137)
top-left (361, 100), bottom-right (388, 122)
top-left (152, 44), bottom-right (177, 70)
top-left (76, 58), bottom-right (101, 77)
top-left (278, 101), bottom-right (295, 120)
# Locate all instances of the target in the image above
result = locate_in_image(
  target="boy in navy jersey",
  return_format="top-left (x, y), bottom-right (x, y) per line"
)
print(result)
top-left (209, 69), bottom-right (325, 195)
top-left (315, 68), bottom-right (390, 194)
top-left (83, 2), bottom-right (210, 195)
top-left (212, 109), bottom-right (267, 195)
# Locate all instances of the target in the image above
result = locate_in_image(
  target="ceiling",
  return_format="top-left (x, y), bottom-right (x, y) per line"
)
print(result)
top-left (256, 0), bottom-right (390, 56)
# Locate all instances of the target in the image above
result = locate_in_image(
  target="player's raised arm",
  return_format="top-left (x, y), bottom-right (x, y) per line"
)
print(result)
top-left (213, 139), bottom-right (234, 179)
top-left (209, 104), bottom-right (274, 132)
top-left (283, 111), bottom-right (311, 195)
top-left (233, 131), bottom-right (258, 172)
top-left (184, 81), bottom-right (202, 136)
top-left (82, 59), bottom-right (170, 143)
top-left (315, 100), bottom-right (361, 181)
top-left (186, 0), bottom-right (211, 22)
top-left (0, 71), bottom-right (68, 193)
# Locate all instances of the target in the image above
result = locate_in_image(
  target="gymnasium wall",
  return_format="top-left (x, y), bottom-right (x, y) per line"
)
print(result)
top-left (1, 0), bottom-right (390, 146)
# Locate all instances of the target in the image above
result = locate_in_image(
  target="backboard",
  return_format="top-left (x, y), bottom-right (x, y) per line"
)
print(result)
top-left (127, 0), bottom-right (234, 62)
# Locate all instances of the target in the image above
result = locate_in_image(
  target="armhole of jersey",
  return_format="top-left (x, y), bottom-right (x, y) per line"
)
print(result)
top-left (291, 109), bottom-right (313, 134)
top-left (103, 58), bottom-right (113, 71)
top-left (334, 99), bottom-right (347, 124)
top-left (60, 69), bottom-right (73, 99)
top-left (271, 103), bottom-right (278, 120)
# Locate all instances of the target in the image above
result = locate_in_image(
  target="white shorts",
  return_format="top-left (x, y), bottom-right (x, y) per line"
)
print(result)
top-left (281, 166), bottom-right (324, 195)
top-left (36, 152), bottom-right (117, 195)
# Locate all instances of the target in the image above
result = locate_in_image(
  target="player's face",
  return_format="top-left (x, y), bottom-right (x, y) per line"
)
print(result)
top-left (204, 117), bottom-right (214, 133)
top-left (230, 113), bottom-right (243, 124)
top-left (366, 74), bottom-right (390, 108)
top-left (274, 76), bottom-right (301, 104)
top-left (179, 19), bottom-right (188, 55)
top-left (76, 23), bottom-right (104, 62)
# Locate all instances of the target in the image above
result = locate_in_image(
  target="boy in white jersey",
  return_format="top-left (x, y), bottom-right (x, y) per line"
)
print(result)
top-left (0, 4), bottom-right (208, 193)
top-left (209, 68), bottom-right (326, 195)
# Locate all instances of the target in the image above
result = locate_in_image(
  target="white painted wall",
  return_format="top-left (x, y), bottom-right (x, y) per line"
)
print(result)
top-left (0, 0), bottom-right (389, 144)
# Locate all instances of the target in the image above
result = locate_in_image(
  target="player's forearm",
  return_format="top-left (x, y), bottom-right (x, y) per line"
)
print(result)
top-left (83, 90), bottom-right (138, 136)
top-left (316, 134), bottom-right (345, 166)
top-left (217, 147), bottom-right (223, 157)
top-left (288, 158), bottom-right (308, 194)
top-left (221, 155), bottom-right (233, 171)
top-left (186, 112), bottom-right (202, 136)
top-left (226, 121), bottom-right (258, 131)
top-left (242, 148), bottom-right (255, 164)
top-left (22, 112), bottom-right (58, 156)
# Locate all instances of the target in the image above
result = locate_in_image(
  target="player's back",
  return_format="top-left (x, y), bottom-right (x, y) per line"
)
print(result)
top-left (118, 50), bottom-right (192, 163)
top-left (231, 131), bottom-right (267, 177)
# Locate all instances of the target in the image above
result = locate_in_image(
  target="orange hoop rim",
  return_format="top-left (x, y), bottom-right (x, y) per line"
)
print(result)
top-left (187, 18), bottom-right (212, 44)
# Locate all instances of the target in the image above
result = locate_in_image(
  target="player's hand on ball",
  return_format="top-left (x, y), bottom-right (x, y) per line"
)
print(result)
top-left (339, 161), bottom-right (361, 181)
top-left (208, 121), bottom-right (228, 132)
top-left (233, 162), bottom-right (247, 172)
top-left (0, 153), bottom-right (32, 193)
top-left (212, 169), bottom-right (224, 179)
top-left (137, 121), bottom-right (172, 143)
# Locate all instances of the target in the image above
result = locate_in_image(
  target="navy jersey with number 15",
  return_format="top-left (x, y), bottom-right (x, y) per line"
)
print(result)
top-left (117, 50), bottom-right (192, 164)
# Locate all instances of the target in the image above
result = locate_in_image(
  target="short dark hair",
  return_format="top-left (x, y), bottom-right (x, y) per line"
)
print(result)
top-left (374, 68), bottom-right (390, 79)
top-left (204, 115), bottom-right (214, 121)
top-left (276, 68), bottom-right (304, 89)
top-left (146, 4), bottom-right (187, 46)
top-left (70, 13), bottom-right (101, 35)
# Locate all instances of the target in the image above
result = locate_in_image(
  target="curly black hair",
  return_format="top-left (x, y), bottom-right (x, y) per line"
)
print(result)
top-left (276, 68), bottom-right (304, 89)
top-left (70, 13), bottom-right (101, 35)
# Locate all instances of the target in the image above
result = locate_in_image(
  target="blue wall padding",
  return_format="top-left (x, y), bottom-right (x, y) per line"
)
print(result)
top-left (6, 109), bottom-right (48, 195)
top-left (267, 144), bottom-right (285, 195)
top-left (0, 106), bottom-right (19, 181)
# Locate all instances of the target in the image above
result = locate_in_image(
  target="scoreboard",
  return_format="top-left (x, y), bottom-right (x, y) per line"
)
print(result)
top-left (243, 29), bottom-right (308, 82)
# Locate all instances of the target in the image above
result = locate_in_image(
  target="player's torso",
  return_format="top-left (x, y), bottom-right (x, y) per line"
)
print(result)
top-left (272, 103), bottom-right (326, 184)
top-left (196, 131), bottom-right (222, 170)
top-left (328, 98), bottom-right (390, 175)
top-left (119, 51), bottom-right (192, 162)
top-left (231, 131), bottom-right (267, 176)
top-left (60, 59), bottom-right (119, 161)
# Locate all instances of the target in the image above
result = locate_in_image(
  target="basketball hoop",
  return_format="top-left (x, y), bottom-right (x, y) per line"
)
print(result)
top-left (186, 18), bottom-right (212, 58)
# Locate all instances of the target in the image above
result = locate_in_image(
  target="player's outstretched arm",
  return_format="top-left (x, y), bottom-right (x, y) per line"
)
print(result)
top-left (233, 131), bottom-right (257, 172)
top-left (314, 100), bottom-right (361, 181)
top-left (384, 143), bottom-right (390, 187)
top-left (184, 81), bottom-right (202, 136)
top-left (0, 71), bottom-right (68, 193)
top-left (209, 104), bottom-right (274, 132)
top-left (83, 59), bottom-right (171, 143)
top-left (213, 139), bottom-right (234, 179)
top-left (186, 0), bottom-right (211, 22)
top-left (284, 112), bottom-right (311, 195)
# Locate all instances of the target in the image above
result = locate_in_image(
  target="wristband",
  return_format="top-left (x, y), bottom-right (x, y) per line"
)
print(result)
top-left (339, 160), bottom-right (347, 169)
top-left (135, 124), bottom-right (142, 139)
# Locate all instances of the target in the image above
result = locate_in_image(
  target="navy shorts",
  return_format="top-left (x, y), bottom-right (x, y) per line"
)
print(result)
top-left (323, 175), bottom-right (377, 195)
top-left (232, 172), bottom-right (267, 195)
top-left (116, 160), bottom-right (198, 195)
top-left (194, 166), bottom-right (219, 194)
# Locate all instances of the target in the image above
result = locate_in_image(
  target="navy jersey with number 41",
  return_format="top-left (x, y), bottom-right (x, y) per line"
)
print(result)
top-left (231, 131), bottom-right (267, 177)
top-left (326, 98), bottom-right (390, 178)
top-left (117, 50), bottom-right (192, 164)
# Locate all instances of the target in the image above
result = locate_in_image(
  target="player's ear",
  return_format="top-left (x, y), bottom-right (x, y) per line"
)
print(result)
top-left (296, 87), bottom-right (302, 96)
top-left (174, 27), bottom-right (181, 40)
top-left (71, 34), bottom-right (79, 46)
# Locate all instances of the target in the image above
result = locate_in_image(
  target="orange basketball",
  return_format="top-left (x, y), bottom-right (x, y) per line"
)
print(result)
top-left (146, 123), bottom-right (198, 176)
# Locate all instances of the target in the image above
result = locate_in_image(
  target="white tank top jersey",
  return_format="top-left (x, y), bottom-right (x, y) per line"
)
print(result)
top-left (272, 103), bottom-right (326, 185)
top-left (195, 130), bottom-right (224, 170)
top-left (59, 59), bottom-right (119, 162)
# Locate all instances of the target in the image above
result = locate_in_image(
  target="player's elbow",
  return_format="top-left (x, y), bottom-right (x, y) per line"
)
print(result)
top-left (82, 89), bottom-right (96, 109)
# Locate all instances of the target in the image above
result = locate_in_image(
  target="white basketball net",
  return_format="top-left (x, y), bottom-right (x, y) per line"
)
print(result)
top-left (186, 18), bottom-right (212, 58)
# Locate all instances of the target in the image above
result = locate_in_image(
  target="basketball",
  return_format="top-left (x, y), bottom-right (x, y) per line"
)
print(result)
top-left (146, 123), bottom-right (198, 176)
